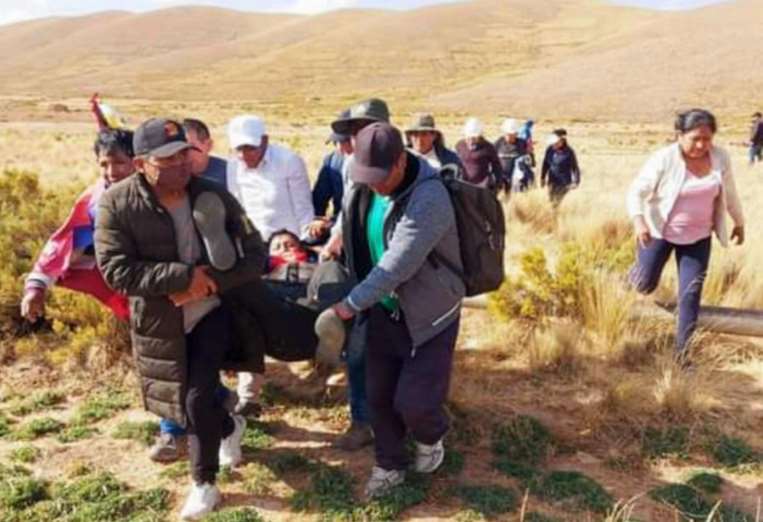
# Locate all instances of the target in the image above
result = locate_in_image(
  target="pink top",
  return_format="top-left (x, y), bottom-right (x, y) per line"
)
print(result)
top-left (662, 169), bottom-right (721, 244)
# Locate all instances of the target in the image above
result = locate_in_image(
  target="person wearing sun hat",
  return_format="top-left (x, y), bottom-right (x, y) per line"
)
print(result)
top-left (404, 112), bottom-right (463, 174)
top-left (454, 117), bottom-right (503, 189)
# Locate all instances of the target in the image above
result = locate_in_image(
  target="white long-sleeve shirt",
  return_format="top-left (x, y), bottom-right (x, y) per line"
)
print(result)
top-left (226, 143), bottom-right (315, 241)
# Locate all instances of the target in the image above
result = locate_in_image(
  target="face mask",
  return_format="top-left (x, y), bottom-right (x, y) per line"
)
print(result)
top-left (154, 164), bottom-right (190, 192)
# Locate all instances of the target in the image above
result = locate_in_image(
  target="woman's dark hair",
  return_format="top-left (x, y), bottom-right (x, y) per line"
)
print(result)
top-left (94, 128), bottom-right (134, 158)
top-left (675, 109), bottom-right (717, 134)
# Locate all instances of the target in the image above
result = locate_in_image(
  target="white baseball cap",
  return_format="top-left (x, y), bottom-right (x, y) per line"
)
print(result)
top-left (501, 118), bottom-right (520, 135)
top-left (463, 117), bottom-right (484, 138)
top-left (228, 115), bottom-right (266, 149)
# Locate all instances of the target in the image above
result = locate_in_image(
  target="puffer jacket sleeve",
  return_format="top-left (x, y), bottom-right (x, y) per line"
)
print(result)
top-left (206, 190), bottom-right (268, 293)
top-left (94, 192), bottom-right (193, 297)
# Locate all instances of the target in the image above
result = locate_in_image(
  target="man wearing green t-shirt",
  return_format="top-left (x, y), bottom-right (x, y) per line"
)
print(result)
top-left (332, 122), bottom-right (465, 500)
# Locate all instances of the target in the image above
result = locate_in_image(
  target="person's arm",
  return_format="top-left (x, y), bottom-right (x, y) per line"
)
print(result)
top-left (489, 146), bottom-right (504, 185)
top-left (720, 150), bottom-right (744, 230)
top-left (344, 181), bottom-right (454, 313)
top-left (286, 153), bottom-right (316, 234)
top-left (94, 194), bottom-right (193, 297)
top-left (312, 155), bottom-right (333, 217)
top-left (205, 191), bottom-right (268, 293)
top-left (540, 147), bottom-right (551, 186)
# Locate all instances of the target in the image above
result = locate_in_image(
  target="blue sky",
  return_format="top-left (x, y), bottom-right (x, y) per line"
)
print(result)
top-left (0, 0), bottom-right (729, 27)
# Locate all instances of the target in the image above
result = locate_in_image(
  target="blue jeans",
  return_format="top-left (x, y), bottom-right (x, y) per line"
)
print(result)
top-left (629, 236), bottom-right (711, 355)
top-left (160, 386), bottom-right (233, 437)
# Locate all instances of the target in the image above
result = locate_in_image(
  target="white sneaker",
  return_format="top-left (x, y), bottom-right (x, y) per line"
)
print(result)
top-left (179, 482), bottom-right (221, 520)
top-left (364, 466), bottom-right (405, 500)
top-left (414, 439), bottom-right (445, 473)
top-left (219, 414), bottom-right (246, 468)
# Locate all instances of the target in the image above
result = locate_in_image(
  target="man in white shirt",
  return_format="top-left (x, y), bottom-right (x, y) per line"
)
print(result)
top-left (224, 115), bottom-right (314, 418)
top-left (226, 115), bottom-right (314, 241)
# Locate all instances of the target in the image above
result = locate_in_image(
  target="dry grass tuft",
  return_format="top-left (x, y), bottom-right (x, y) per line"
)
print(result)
top-left (509, 190), bottom-right (557, 235)
top-left (528, 322), bottom-right (587, 375)
top-left (651, 358), bottom-right (715, 422)
top-left (580, 270), bottom-right (636, 349)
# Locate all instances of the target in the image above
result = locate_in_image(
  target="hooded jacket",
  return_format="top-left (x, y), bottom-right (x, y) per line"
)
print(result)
top-left (342, 153), bottom-right (464, 348)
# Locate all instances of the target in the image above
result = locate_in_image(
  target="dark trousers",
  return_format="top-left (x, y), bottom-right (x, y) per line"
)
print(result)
top-left (365, 306), bottom-right (460, 470)
top-left (629, 236), bottom-right (712, 355)
top-left (186, 306), bottom-right (235, 484)
top-left (345, 318), bottom-right (369, 423)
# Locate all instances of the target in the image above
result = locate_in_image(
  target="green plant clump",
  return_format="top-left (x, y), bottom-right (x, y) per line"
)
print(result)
top-left (111, 420), bottom-right (159, 447)
top-left (454, 484), bottom-right (518, 517)
top-left (492, 415), bottom-right (552, 466)
top-left (534, 470), bottom-right (613, 513)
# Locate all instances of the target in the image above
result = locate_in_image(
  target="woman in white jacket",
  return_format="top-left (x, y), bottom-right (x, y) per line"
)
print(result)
top-left (626, 109), bottom-right (744, 362)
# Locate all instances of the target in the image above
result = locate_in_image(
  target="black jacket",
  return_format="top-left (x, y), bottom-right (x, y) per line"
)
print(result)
top-left (95, 174), bottom-right (267, 425)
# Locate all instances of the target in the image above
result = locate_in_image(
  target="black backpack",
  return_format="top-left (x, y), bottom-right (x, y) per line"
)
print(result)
top-left (429, 165), bottom-right (506, 296)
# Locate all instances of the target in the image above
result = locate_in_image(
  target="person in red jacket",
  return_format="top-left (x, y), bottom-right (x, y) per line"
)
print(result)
top-left (20, 129), bottom-right (135, 323)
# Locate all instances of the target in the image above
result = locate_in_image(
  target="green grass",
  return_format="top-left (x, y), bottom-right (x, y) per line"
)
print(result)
top-left (441, 448), bottom-right (465, 476)
top-left (9, 445), bottom-right (41, 464)
top-left (12, 417), bottom-right (65, 440)
top-left (524, 513), bottom-right (563, 522)
top-left (56, 425), bottom-right (99, 443)
top-left (707, 434), bottom-right (759, 468)
top-left (642, 426), bottom-right (689, 458)
top-left (492, 415), bottom-right (552, 466)
top-left (649, 484), bottom-right (714, 520)
top-left (361, 472), bottom-right (432, 521)
top-left (241, 421), bottom-right (274, 454)
top-left (0, 413), bottom-right (12, 437)
top-left (240, 462), bottom-right (277, 495)
top-left (267, 451), bottom-right (315, 475)
top-left (493, 456), bottom-right (541, 486)
top-left (9, 391), bottom-right (65, 416)
top-left (686, 472), bottom-right (723, 495)
top-left (290, 463), bottom-right (356, 517)
top-left (0, 465), bottom-right (49, 512)
top-left (111, 420), bottom-right (159, 447)
top-left (71, 390), bottom-right (131, 425)
top-left (534, 470), bottom-right (613, 513)
top-left (454, 484), bottom-right (518, 516)
top-left (204, 508), bottom-right (266, 522)
top-left (158, 461), bottom-right (189, 481)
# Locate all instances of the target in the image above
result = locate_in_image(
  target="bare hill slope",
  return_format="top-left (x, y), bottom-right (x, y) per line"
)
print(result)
top-left (0, 0), bottom-right (759, 121)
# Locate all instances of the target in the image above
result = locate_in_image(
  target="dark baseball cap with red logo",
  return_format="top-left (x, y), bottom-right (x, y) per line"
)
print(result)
top-left (133, 118), bottom-right (195, 158)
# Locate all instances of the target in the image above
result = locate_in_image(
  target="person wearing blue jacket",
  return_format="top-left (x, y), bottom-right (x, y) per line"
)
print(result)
top-left (541, 129), bottom-right (580, 206)
top-left (311, 129), bottom-right (352, 236)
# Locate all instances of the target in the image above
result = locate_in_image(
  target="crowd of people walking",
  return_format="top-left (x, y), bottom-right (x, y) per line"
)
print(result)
top-left (18, 96), bottom-right (749, 518)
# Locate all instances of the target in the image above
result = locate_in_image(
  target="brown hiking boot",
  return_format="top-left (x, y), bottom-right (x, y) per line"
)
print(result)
top-left (333, 422), bottom-right (373, 451)
top-left (148, 432), bottom-right (188, 463)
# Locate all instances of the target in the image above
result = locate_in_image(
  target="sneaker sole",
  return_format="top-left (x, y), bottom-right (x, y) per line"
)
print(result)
top-left (314, 308), bottom-right (346, 367)
top-left (193, 191), bottom-right (237, 272)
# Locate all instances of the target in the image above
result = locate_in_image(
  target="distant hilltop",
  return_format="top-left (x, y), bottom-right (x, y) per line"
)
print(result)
top-left (0, 0), bottom-right (759, 122)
